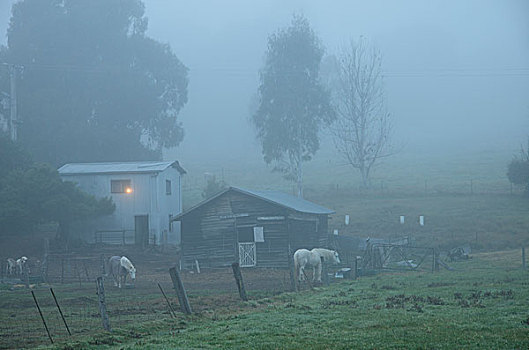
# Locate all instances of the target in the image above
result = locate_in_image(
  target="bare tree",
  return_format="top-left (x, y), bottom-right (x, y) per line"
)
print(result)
top-left (330, 38), bottom-right (393, 188)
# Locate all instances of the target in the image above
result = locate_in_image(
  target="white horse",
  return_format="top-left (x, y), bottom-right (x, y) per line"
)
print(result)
top-left (294, 248), bottom-right (340, 282)
top-left (15, 256), bottom-right (28, 275)
top-left (108, 256), bottom-right (136, 288)
top-left (6, 258), bottom-right (16, 276)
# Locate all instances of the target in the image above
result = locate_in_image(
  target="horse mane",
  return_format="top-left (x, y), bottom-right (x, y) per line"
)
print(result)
top-left (120, 256), bottom-right (135, 271)
top-left (311, 248), bottom-right (334, 258)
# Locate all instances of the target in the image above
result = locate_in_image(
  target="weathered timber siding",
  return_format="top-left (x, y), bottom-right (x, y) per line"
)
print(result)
top-left (181, 189), bottom-right (331, 268)
top-left (181, 194), bottom-right (236, 268)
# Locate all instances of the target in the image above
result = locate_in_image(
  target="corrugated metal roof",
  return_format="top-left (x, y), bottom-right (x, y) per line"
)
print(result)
top-left (58, 160), bottom-right (186, 175)
top-left (173, 186), bottom-right (334, 220)
top-left (235, 187), bottom-right (334, 215)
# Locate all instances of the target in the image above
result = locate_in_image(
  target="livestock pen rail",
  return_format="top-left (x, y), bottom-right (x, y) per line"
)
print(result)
top-left (94, 230), bottom-right (135, 245)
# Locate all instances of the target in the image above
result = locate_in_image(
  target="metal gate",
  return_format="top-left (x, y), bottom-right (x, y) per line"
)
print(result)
top-left (238, 242), bottom-right (256, 267)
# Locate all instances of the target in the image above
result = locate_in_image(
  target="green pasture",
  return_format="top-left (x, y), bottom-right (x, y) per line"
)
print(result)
top-left (179, 147), bottom-right (517, 203)
top-left (29, 249), bottom-right (529, 349)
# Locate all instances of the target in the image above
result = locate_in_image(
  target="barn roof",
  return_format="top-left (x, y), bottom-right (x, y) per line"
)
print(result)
top-left (58, 160), bottom-right (186, 175)
top-left (173, 186), bottom-right (334, 220)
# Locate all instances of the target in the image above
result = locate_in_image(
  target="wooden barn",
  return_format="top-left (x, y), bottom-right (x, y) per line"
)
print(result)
top-left (172, 187), bottom-right (334, 269)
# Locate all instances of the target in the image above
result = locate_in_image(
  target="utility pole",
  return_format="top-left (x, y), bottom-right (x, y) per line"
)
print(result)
top-left (9, 64), bottom-right (17, 142)
top-left (2, 63), bottom-right (22, 142)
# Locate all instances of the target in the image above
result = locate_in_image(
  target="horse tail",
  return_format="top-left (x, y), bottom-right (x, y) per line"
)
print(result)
top-left (293, 251), bottom-right (301, 282)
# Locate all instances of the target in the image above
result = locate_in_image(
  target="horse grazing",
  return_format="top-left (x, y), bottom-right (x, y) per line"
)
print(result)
top-left (15, 256), bottom-right (28, 275)
top-left (108, 256), bottom-right (136, 288)
top-left (6, 258), bottom-right (16, 276)
top-left (293, 248), bottom-right (340, 283)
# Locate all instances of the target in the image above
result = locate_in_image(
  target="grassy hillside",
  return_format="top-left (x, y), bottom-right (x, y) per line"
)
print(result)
top-left (318, 192), bottom-right (529, 251)
top-left (179, 149), bottom-right (529, 252)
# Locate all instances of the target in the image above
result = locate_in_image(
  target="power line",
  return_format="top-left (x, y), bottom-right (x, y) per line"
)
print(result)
top-left (2, 61), bottom-right (529, 77)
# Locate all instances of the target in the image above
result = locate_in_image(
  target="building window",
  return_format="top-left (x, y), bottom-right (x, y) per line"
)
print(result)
top-left (111, 179), bottom-right (132, 193)
top-left (169, 214), bottom-right (173, 232)
top-left (166, 180), bottom-right (172, 195)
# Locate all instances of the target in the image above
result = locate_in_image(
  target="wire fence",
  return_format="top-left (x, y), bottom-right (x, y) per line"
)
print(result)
top-left (181, 167), bottom-right (523, 209)
top-left (0, 247), bottom-right (526, 349)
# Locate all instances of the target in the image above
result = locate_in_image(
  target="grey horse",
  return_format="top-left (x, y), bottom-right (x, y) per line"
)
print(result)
top-left (107, 256), bottom-right (136, 288)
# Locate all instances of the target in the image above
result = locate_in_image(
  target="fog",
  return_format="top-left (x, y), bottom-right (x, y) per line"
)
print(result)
top-left (1, 0), bottom-right (528, 164)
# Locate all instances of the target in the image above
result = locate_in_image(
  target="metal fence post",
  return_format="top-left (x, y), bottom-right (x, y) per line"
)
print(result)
top-left (50, 287), bottom-right (71, 335)
top-left (31, 291), bottom-right (53, 344)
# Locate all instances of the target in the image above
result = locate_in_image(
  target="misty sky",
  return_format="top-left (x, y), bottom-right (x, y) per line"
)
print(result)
top-left (1, 0), bottom-right (528, 163)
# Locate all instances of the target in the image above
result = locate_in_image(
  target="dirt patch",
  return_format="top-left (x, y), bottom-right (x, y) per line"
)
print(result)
top-left (454, 289), bottom-right (514, 308)
top-left (427, 282), bottom-right (456, 288)
top-left (385, 294), bottom-right (446, 310)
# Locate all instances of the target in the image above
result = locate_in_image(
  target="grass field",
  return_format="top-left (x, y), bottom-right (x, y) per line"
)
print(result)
top-left (1, 249), bottom-right (527, 349)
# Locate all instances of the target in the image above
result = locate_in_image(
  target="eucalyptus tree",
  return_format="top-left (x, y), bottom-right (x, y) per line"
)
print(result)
top-left (252, 15), bottom-right (334, 197)
top-left (0, 0), bottom-right (188, 165)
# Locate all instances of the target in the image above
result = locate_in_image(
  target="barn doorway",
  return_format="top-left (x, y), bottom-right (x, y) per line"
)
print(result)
top-left (134, 215), bottom-right (149, 247)
top-left (238, 242), bottom-right (256, 267)
top-left (237, 226), bottom-right (256, 267)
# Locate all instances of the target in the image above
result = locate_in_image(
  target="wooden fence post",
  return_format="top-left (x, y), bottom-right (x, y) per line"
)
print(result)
top-left (169, 267), bottom-right (192, 314)
top-left (195, 259), bottom-right (201, 274)
top-left (31, 290), bottom-right (53, 344)
top-left (353, 256), bottom-right (359, 280)
top-left (83, 262), bottom-right (90, 281)
top-left (231, 262), bottom-right (248, 301)
top-left (67, 258), bottom-right (71, 282)
top-left (23, 267), bottom-right (30, 289)
top-left (100, 254), bottom-right (106, 277)
top-left (302, 269), bottom-right (314, 290)
top-left (50, 287), bottom-right (71, 335)
top-left (320, 257), bottom-right (329, 286)
top-left (41, 239), bottom-right (49, 283)
top-left (96, 277), bottom-right (111, 332)
top-left (431, 249), bottom-right (436, 273)
top-left (76, 262), bottom-right (82, 287)
top-left (288, 245), bottom-right (297, 292)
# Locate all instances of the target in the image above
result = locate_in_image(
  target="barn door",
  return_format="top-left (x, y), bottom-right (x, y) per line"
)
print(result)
top-left (134, 215), bottom-right (149, 247)
top-left (238, 242), bottom-right (256, 267)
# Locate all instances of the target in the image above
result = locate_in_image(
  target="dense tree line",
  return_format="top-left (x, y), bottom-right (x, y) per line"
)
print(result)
top-left (0, 134), bottom-right (114, 239)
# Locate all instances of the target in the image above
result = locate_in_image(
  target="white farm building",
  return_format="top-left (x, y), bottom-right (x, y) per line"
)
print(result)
top-left (58, 161), bottom-right (186, 246)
